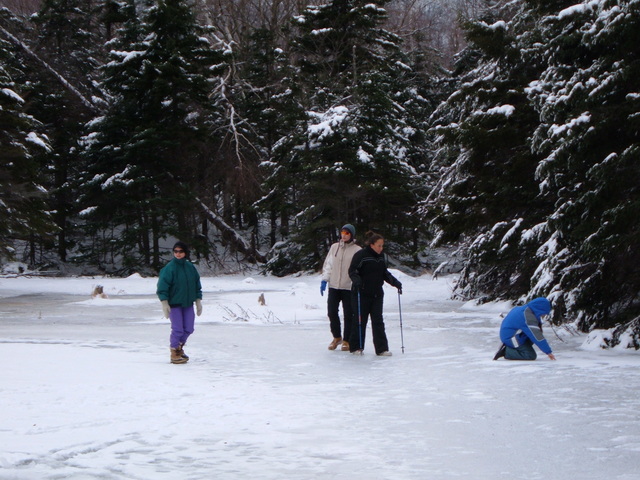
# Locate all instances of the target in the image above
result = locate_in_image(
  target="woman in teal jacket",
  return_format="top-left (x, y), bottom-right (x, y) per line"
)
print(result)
top-left (157, 241), bottom-right (202, 364)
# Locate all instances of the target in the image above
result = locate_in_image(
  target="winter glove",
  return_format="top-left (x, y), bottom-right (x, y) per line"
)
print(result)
top-left (161, 300), bottom-right (170, 319)
top-left (396, 281), bottom-right (403, 295)
top-left (320, 280), bottom-right (327, 296)
top-left (351, 276), bottom-right (362, 290)
top-left (196, 298), bottom-right (202, 316)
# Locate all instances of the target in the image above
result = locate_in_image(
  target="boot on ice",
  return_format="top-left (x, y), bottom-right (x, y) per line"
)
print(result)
top-left (170, 348), bottom-right (188, 364)
top-left (177, 343), bottom-right (189, 361)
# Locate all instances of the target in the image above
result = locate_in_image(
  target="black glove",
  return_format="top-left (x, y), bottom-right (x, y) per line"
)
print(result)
top-left (351, 277), bottom-right (362, 290)
top-left (396, 281), bottom-right (402, 294)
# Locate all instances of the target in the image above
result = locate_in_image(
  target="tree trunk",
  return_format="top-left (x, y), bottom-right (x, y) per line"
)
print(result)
top-left (196, 197), bottom-right (267, 263)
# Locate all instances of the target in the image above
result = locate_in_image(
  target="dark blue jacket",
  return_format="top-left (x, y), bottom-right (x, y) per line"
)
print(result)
top-left (499, 297), bottom-right (552, 354)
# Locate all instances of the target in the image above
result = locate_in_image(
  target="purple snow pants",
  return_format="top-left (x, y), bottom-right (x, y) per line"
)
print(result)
top-left (169, 306), bottom-right (195, 349)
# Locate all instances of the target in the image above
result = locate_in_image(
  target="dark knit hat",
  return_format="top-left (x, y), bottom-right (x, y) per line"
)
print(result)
top-left (341, 224), bottom-right (356, 237)
top-left (173, 241), bottom-right (189, 257)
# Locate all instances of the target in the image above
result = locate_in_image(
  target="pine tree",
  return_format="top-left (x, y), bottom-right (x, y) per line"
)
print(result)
top-left (0, 36), bottom-right (57, 263)
top-left (525, 0), bottom-right (640, 344)
top-left (267, 0), bottom-right (431, 273)
top-left (31, 0), bottom-right (104, 94)
top-left (23, 0), bottom-right (106, 264)
top-left (424, 1), bottom-right (553, 298)
top-left (426, 0), bottom-right (640, 347)
top-left (240, 27), bottom-right (305, 248)
top-left (80, 0), bottom-right (221, 273)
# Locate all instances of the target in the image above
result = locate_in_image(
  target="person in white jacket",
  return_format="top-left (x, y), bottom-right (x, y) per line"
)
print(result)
top-left (321, 224), bottom-right (361, 351)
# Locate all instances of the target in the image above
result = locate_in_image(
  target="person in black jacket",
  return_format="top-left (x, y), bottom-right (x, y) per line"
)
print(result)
top-left (348, 231), bottom-right (402, 356)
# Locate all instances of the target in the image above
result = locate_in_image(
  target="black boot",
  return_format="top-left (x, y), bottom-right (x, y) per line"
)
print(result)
top-left (493, 344), bottom-right (506, 360)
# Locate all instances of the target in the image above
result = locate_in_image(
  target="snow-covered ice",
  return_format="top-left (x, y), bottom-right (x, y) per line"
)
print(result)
top-left (1, 272), bottom-right (639, 479)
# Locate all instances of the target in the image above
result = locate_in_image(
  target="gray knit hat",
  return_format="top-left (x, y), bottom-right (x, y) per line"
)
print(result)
top-left (341, 224), bottom-right (355, 237)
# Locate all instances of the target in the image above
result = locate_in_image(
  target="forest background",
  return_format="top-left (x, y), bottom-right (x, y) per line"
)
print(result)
top-left (0, 0), bottom-right (639, 347)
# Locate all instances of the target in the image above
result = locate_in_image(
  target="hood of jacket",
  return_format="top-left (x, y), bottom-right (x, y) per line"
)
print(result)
top-left (526, 297), bottom-right (551, 318)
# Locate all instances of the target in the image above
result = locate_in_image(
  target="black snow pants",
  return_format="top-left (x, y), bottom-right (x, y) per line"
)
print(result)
top-left (327, 287), bottom-right (353, 341)
top-left (349, 291), bottom-right (389, 355)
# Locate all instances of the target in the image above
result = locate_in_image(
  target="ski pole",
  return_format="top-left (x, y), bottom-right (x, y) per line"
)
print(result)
top-left (357, 289), bottom-right (363, 352)
top-left (398, 290), bottom-right (405, 353)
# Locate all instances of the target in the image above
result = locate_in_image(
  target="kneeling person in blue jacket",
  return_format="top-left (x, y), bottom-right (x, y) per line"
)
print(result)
top-left (494, 297), bottom-right (556, 361)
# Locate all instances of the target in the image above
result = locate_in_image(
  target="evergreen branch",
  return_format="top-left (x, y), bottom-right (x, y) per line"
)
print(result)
top-left (0, 24), bottom-right (101, 112)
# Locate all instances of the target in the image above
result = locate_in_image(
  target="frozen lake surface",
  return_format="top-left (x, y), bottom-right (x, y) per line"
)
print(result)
top-left (1, 272), bottom-right (639, 479)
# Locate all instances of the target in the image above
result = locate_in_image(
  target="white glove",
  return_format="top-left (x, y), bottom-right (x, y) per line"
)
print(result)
top-left (161, 300), bottom-right (170, 319)
top-left (196, 298), bottom-right (202, 316)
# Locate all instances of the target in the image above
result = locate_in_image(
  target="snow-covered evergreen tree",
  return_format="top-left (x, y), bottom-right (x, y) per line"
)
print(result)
top-left (525, 0), bottom-right (640, 346)
top-left (0, 36), bottom-right (56, 263)
top-left (18, 0), bottom-right (107, 263)
top-left (266, 0), bottom-right (431, 272)
top-left (80, 0), bottom-right (221, 272)
top-left (424, 1), bottom-right (552, 297)
top-left (426, 0), bottom-right (640, 348)
top-left (240, 28), bottom-right (304, 248)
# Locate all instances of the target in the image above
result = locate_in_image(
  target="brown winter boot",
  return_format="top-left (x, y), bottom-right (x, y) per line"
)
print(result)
top-left (328, 337), bottom-right (342, 350)
top-left (341, 341), bottom-right (350, 351)
top-left (178, 343), bottom-right (189, 361)
top-left (170, 348), bottom-right (188, 364)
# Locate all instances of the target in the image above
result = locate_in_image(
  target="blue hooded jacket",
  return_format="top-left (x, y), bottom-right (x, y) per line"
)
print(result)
top-left (499, 298), bottom-right (552, 354)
